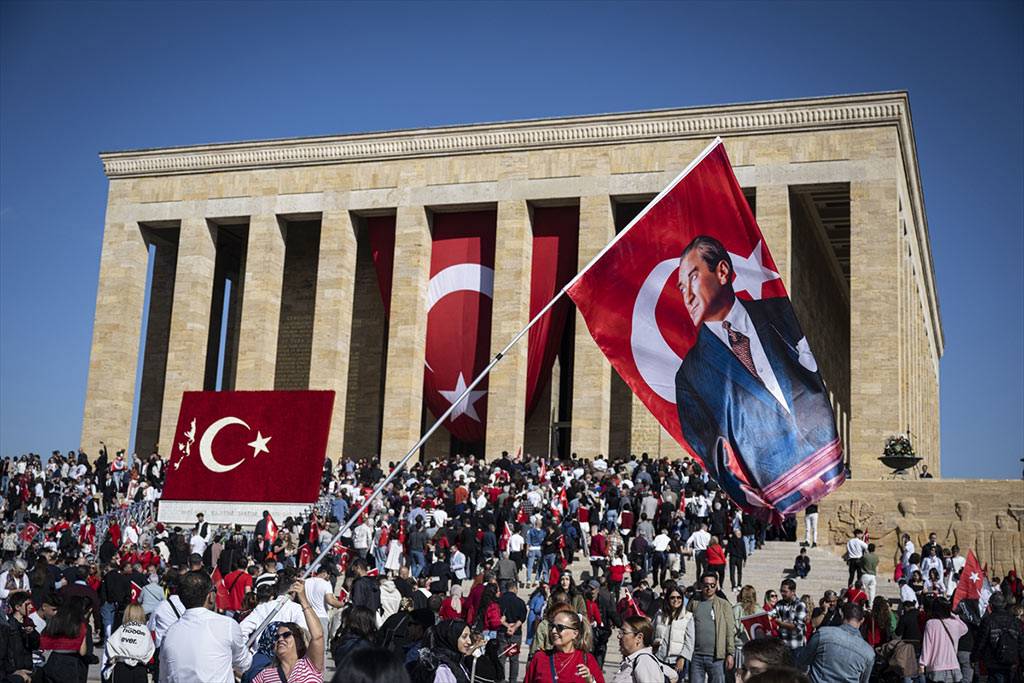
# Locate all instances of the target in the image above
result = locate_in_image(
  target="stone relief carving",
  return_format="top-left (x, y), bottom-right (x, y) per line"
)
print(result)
top-left (820, 491), bottom-right (1024, 578)
top-left (990, 513), bottom-right (1022, 579)
top-left (826, 499), bottom-right (879, 546)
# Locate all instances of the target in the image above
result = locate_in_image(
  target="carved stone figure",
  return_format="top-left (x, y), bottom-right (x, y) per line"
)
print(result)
top-left (875, 498), bottom-right (928, 567)
top-left (946, 500), bottom-right (986, 566)
top-left (989, 513), bottom-right (1022, 579)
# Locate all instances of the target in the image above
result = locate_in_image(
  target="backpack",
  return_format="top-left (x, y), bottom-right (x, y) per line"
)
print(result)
top-left (993, 623), bottom-right (1020, 667)
top-left (630, 651), bottom-right (675, 683)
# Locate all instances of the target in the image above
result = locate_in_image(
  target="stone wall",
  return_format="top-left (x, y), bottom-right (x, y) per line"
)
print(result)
top-left (809, 479), bottom-right (1024, 579)
top-left (274, 220), bottom-right (320, 390)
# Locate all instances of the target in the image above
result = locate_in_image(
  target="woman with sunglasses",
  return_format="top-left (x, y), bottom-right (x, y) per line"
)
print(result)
top-left (523, 607), bottom-right (604, 683)
top-left (654, 588), bottom-right (693, 681)
top-left (762, 590), bottom-right (778, 612)
top-left (251, 579), bottom-right (324, 683)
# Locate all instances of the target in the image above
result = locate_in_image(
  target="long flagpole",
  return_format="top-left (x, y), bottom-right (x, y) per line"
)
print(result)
top-left (245, 136), bottom-right (723, 647)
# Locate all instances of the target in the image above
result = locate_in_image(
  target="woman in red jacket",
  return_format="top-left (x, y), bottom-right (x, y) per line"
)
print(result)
top-left (705, 536), bottom-right (727, 586)
top-left (522, 607), bottom-right (604, 683)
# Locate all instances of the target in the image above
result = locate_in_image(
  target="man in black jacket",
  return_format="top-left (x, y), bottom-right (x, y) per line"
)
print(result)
top-left (973, 593), bottom-right (1024, 682)
top-left (350, 559), bottom-right (381, 615)
top-left (2, 592), bottom-right (38, 674)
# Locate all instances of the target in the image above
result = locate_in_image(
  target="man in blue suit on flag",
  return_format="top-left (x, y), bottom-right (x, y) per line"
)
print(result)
top-left (674, 235), bottom-right (843, 517)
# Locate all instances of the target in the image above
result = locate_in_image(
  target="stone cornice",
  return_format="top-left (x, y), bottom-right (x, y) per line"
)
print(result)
top-left (101, 92), bottom-right (907, 179)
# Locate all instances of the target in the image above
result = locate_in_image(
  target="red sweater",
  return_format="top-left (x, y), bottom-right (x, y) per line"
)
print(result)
top-left (523, 650), bottom-right (605, 683)
top-left (706, 545), bottom-right (726, 566)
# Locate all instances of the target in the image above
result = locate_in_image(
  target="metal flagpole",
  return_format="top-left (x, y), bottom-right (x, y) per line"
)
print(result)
top-left (245, 136), bottom-right (723, 647)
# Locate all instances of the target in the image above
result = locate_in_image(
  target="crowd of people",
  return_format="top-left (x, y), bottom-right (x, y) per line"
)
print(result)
top-left (0, 446), bottom-right (1020, 683)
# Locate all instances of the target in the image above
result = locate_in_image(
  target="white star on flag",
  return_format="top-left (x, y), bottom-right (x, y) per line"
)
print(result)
top-left (729, 240), bottom-right (781, 299)
top-left (247, 431), bottom-right (271, 458)
top-left (969, 571), bottom-right (980, 583)
top-left (439, 373), bottom-right (487, 423)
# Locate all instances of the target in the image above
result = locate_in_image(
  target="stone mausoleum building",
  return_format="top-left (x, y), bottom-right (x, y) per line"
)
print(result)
top-left (83, 92), bottom-right (943, 483)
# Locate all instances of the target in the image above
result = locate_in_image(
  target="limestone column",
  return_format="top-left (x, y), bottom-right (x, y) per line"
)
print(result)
top-left (235, 214), bottom-right (286, 389)
top-left (630, 399), bottom-right (662, 457)
top-left (81, 206), bottom-right (151, 456)
top-left (849, 181), bottom-right (900, 479)
top-left (755, 184), bottom-right (792, 289)
top-left (158, 218), bottom-right (217, 452)
top-left (484, 200), bottom-right (532, 460)
top-left (571, 195), bottom-right (615, 459)
top-left (308, 210), bottom-right (358, 461)
top-left (379, 206), bottom-right (431, 460)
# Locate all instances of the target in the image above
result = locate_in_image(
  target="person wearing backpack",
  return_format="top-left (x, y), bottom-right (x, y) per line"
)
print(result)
top-left (973, 593), bottom-right (1024, 683)
top-left (612, 615), bottom-right (676, 683)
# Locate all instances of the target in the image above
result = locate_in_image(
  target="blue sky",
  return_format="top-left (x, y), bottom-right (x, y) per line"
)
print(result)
top-left (1, 1), bottom-right (1021, 478)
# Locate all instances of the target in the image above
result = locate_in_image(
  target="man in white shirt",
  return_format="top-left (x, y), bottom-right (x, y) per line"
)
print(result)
top-left (160, 571), bottom-right (251, 683)
top-left (508, 528), bottom-right (526, 579)
top-left (148, 592), bottom-right (186, 647)
top-left (898, 579), bottom-right (918, 606)
top-left (188, 530), bottom-right (207, 559)
top-left (845, 529), bottom-right (870, 587)
top-left (352, 519), bottom-right (373, 561)
top-left (686, 522), bottom-right (712, 576)
top-left (304, 564), bottom-right (344, 663)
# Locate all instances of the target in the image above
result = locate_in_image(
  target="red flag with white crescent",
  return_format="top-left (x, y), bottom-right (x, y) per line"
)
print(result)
top-left (499, 522), bottom-right (511, 551)
top-left (163, 391), bottom-right (334, 503)
top-left (19, 523), bottom-right (39, 544)
top-left (265, 515), bottom-right (279, 546)
top-left (423, 211), bottom-right (496, 444)
top-left (566, 140), bottom-right (843, 520)
top-left (129, 581), bottom-right (143, 604)
top-left (740, 611), bottom-right (778, 639)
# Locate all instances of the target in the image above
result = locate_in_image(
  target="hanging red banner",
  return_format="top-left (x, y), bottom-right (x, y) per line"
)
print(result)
top-left (525, 207), bottom-right (579, 419)
top-left (423, 211), bottom-right (496, 444)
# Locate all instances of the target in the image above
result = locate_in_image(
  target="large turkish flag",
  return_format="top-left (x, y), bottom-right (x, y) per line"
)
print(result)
top-left (162, 391), bottom-right (334, 503)
top-left (423, 212), bottom-right (496, 444)
top-left (567, 140), bottom-right (843, 520)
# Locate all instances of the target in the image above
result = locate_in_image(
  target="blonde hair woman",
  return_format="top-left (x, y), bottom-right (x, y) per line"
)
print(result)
top-left (103, 602), bottom-right (154, 682)
top-left (523, 607), bottom-right (605, 683)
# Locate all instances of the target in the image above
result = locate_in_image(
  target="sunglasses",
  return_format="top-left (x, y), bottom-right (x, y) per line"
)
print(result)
top-left (275, 631), bottom-right (293, 641)
top-left (702, 583), bottom-right (717, 589)
top-left (549, 623), bottom-right (578, 634)
top-left (668, 595), bottom-right (683, 601)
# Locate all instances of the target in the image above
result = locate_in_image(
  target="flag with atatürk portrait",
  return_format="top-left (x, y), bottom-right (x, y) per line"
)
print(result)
top-left (567, 139), bottom-right (843, 521)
